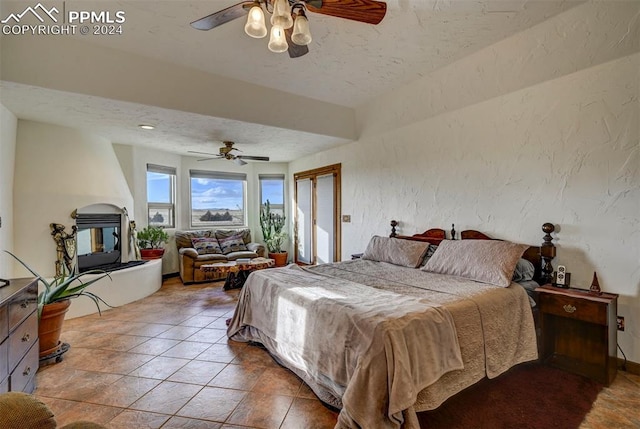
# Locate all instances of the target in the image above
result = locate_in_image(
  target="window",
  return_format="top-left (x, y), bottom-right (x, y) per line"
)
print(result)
top-left (147, 164), bottom-right (176, 228)
top-left (259, 174), bottom-right (285, 216)
top-left (190, 170), bottom-right (246, 227)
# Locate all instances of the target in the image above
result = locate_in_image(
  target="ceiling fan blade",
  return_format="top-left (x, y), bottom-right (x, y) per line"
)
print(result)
top-left (285, 27), bottom-right (310, 58)
top-left (197, 157), bottom-right (223, 161)
top-left (307, 0), bottom-right (387, 25)
top-left (237, 155), bottom-right (270, 161)
top-left (190, 2), bottom-right (253, 31)
top-left (188, 150), bottom-right (219, 156)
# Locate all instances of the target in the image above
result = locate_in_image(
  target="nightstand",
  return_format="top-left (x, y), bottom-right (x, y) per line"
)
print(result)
top-left (535, 285), bottom-right (618, 386)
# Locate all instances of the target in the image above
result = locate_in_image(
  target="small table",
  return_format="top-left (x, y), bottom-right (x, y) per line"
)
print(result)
top-left (201, 257), bottom-right (275, 290)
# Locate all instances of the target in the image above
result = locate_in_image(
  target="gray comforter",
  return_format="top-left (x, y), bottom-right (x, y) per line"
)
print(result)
top-left (227, 260), bottom-right (538, 429)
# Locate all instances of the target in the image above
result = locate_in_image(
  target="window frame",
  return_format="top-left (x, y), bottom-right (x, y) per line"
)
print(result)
top-left (146, 164), bottom-right (176, 229)
top-left (189, 169), bottom-right (248, 228)
top-left (259, 174), bottom-right (286, 215)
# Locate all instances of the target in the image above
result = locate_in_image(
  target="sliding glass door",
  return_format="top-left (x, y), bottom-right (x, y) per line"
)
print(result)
top-left (294, 164), bottom-right (341, 265)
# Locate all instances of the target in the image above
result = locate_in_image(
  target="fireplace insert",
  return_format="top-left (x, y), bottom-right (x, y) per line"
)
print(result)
top-left (76, 213), bottom-right (123, 272)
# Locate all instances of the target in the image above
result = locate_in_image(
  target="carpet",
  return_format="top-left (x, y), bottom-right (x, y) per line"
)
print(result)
top-left (418, 362), bottom-right (603, 429)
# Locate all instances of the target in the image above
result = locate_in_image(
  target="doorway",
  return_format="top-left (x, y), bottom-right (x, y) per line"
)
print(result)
top-left (294, 164), bottom-right (341, 265)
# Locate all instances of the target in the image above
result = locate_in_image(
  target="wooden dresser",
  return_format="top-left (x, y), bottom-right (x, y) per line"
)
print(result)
top-left (536, 284), bottom-right (618, 386)
top-left (0, 278), bottom-right (39, 394)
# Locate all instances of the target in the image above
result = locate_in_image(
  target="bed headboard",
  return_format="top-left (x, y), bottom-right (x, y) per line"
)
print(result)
top-left (390, 220), bottom-right (556, 285)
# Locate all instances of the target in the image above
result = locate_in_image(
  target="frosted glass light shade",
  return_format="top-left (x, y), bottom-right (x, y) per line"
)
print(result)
top-left (244, 6), bottom-right (267, 38)
top-left (268, 24), bottom-right (288, 53)
top-left (271, 0), bottom-right (293, 29)
top-left (291, 14), bottom-right (312, 45)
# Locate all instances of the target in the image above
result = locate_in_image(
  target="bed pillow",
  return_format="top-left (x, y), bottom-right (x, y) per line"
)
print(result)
top-left (362, 236), bottom-right (430, 268)
top-left (217, 233), bottom-right (248, 255)
top-left (512, 258), bottom-right (535, 282)
top-left (191, 237), bottom-right (223, 255)
top-left (422, 239), bottom-right (529, 287)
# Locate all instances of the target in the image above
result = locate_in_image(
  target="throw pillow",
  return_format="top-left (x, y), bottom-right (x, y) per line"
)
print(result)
top-left (218, 233), bottom-right (248, 255)
top-left (362, 236), bottom-right (431, 268)
top-left (422, 239), bottom-right (529, 287)
top-left (191, 237), bottom-right (223, 255)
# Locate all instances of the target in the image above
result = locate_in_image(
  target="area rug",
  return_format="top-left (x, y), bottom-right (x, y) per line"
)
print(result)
top-left (418, 362), bottom-right (603, 429)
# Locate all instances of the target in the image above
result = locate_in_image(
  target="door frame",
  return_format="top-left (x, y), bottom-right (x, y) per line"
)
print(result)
top-left (293, 163), bottom-right (341, 264)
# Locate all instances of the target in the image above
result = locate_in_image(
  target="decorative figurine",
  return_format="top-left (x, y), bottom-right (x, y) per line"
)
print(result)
top-left (589, 271), bottom-right (602, 295)
top-left (50, 223), bottom-right (77, 276)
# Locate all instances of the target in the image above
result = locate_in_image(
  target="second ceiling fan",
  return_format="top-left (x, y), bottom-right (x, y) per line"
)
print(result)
top-left (189, 141), bottom-right (270, 166)
top-left (191, 0), bottom-right (387, 58)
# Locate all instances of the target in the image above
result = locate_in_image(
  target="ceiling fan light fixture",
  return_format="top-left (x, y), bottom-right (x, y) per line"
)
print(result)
top-left (291, 11), bottom-right (312, 45)
top-left (244, 5), bottom-right (267, 38)
top-left (268, 24), bottom-right (288, 53)
top-left (271, 0), bottom-right (293, 29)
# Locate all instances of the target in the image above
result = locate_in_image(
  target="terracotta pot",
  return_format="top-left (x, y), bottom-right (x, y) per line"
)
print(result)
top-left (269, 252), bottom-right (288, 267)
top-left (39, 299), bottom-right (71, 358)
top-left (140, 248), bottom-right (165, 260)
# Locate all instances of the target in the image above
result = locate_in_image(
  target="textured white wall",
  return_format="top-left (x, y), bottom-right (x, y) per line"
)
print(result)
top-left (0, 104), bottom-right (17, 278)
top-left (13, 121), bottom-right (134, 277)
top-left (290, 2), bottom-right (640, 363)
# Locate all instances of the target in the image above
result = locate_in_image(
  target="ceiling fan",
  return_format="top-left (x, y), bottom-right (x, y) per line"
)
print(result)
top-left (190, 0), bottom-right (387, 58)
top-left (188, 141), bottom-right (270, 166)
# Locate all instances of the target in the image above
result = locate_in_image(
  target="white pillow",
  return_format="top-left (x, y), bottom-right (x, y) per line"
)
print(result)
top-left (362, 236), bottom-right (430, 268)
top-left (422, 239), bottom-right (529, 287)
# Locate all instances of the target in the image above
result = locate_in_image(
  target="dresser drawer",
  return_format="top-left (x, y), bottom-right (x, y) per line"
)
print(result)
top-left (0, 337), bottom-right (8, 381)
top-left (0, 305), bottom-right (7, 341)
top-left (9, 341), bottom-right (38, 393)
top-left (539, 293), bottom-right (607, 325)
top-left (8, 283), bottom-right (38, 331)
top-left (8, 310), bottom-right (38, 372)
top-left (0, 374), bottom-right (8, 394)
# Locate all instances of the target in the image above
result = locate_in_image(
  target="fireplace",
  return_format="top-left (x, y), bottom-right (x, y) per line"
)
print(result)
top-left (75, 213), bottom-right (122, 272)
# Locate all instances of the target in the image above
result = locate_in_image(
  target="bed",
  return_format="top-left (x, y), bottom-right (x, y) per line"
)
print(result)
top-left (227, 222), bottom-right (555, 429)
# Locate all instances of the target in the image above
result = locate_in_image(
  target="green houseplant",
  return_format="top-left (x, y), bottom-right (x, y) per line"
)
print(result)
top-left (4, 250), bottom-right (111, 357)
top-left (137, 225), bottom-right (169, 260)
top-left (260, 200), bottom-right (288, 267)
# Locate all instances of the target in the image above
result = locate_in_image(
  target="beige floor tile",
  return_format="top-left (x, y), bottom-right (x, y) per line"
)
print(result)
top-left (176, 386), bottom-right (246, 422)
top-left (105, 409), bottom-right (170, 429)
top-left (130, 381), bottom-right (203, 414)
top-left (225, 391), bottom-right (294, 429)
top-left (128, 355), bottom-right (190, 379)
top-left (167, 360), bottom-right (228, 385)
top-left (162, 341), bottom-right (213, 359)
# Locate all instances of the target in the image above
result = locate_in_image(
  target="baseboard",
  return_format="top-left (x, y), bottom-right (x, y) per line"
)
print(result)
top-left (619, 358), bottom-right (640, 375)
top-left (162, 272), bottom-right (180, 280)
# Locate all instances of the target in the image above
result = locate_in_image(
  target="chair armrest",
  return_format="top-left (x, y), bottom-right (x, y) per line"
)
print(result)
top-left (179, 247), bottom-right (199, 258)
top-left (247, 242), bottom-right (265, 255)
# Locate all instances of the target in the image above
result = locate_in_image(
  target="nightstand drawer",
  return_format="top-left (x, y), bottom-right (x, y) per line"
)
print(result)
top-left (9, 341), bottom-right (38, 393)
top-left (538, 293), bottom-right (607, 325)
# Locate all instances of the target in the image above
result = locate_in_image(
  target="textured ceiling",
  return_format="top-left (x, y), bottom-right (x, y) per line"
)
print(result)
top-left (0, 0), bottom-right (583, 161)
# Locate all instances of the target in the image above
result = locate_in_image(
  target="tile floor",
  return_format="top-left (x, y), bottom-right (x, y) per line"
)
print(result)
top-left (35, 277), bottom-right (639, 429)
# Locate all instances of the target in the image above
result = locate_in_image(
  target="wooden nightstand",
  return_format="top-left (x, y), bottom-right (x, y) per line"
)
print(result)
top-left (535, 285), bottom-right (618, 386)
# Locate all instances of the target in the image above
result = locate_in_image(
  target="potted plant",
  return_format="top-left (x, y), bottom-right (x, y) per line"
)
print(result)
top-left (260, 200), bottom-right (288, 267)
top-left (4, 250), bottom-right (111, 358)
top-left (137, 225), bottom-right (169, 260)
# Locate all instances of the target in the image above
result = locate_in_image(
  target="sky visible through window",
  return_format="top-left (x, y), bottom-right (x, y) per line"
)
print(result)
top-left (149, 174), bottom-right (283, 210)
top-left (147, 172), bottom-right (170, 203)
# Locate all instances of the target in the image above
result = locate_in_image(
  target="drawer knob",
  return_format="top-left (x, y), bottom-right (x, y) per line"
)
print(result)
top-left (20, 301), bottom-right (28, 309)
top-left (563, 304), bottom-right (577, 313)
top-left (22, 333), bottom-right (31, 342)
top-left (23, 367), bottom-right (31, 377)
